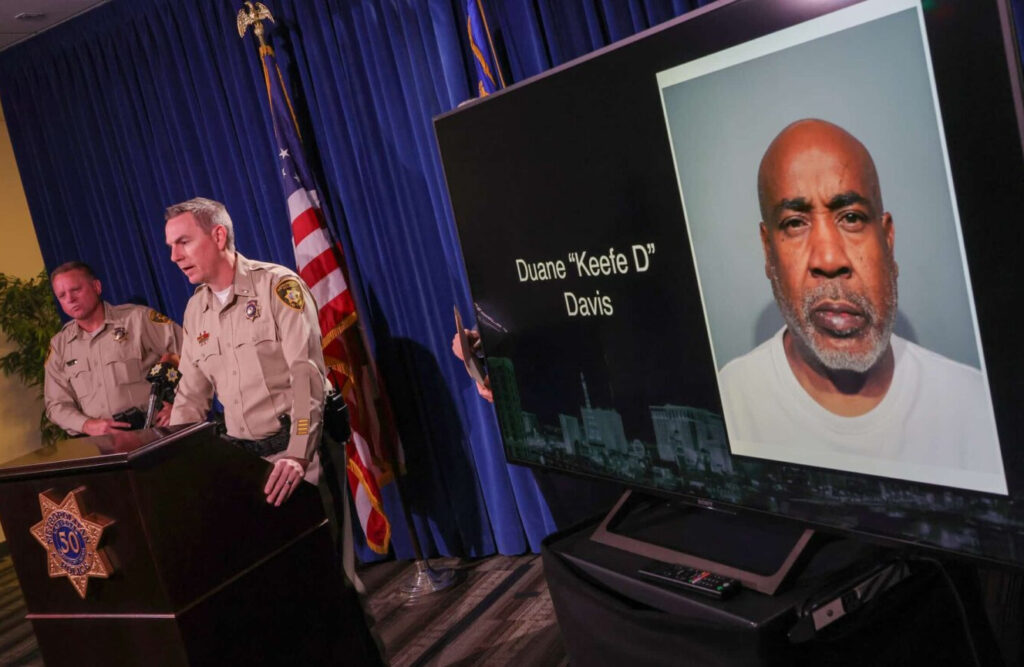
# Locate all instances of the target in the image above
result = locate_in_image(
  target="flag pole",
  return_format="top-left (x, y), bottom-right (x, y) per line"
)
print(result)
top-left (475, 0), bottom-right (506, 88)
top-left (237, 1), bottom-right (457, 601)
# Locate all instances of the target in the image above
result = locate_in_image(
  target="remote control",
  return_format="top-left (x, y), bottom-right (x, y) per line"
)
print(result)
top-left (638, 561), bottom-right (741, 599)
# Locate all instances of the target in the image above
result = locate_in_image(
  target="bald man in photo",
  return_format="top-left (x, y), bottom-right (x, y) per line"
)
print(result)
top-left (717, 119), bottom-right (1003, 478)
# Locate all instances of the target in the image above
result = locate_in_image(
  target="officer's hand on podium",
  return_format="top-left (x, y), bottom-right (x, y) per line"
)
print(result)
top-left (264, 456), bottom-right (308, 506)
top-left (83, 417), bottom-right (132, 436)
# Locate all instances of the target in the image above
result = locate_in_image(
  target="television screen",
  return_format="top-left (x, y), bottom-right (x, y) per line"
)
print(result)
top-left (435, 0), bottom-right (1024, 568)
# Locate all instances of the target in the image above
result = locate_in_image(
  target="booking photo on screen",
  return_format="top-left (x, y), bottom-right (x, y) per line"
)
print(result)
top-left (437, 0), bottom-right (1024, 569)
top-left (658, 0), bottom-right (1007, 494)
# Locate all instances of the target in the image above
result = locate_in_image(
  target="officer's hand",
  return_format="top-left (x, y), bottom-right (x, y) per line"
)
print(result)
top-left (451, 328), bottom-right (483, 362)
top-left (154, 401), bottom-right (173, 427)
top-left (264, 457), bottom-right (308, 506)
top-left (477, 375), bottom-right (494, 403)
top-left (468, 328), bottom-right (483, 355)
top-left (452, 329), bottom-right (492, 402)
top-left (82, 418), bottom-right (132, 436)
top-left (451, 331), bottom-right (466, 362)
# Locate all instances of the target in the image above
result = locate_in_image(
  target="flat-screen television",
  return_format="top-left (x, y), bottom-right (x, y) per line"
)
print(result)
top-left (435, 0), bottom-right (1024, 572)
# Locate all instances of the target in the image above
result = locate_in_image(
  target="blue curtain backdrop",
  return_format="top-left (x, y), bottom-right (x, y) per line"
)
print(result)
top-left (0, 0), bottom-right (710, 560)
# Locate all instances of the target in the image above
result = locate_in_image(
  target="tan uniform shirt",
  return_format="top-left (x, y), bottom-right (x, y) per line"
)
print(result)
top-left (170, 254), bottom-right (329, 461)
top-left (44, 302), bottom-right (183, 434)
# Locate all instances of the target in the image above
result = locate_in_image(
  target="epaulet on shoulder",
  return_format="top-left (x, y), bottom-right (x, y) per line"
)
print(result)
top-left (249, 258), bottom-right (294, 278)
top-left (58, 319), bottom-right (76, 333)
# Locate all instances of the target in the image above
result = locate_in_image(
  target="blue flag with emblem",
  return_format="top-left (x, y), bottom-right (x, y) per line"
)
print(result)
top-left (466, 0), bottom-right (504, 97)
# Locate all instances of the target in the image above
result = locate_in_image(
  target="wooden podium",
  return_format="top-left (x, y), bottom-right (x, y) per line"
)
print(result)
top-left (0, 422), bottom-right (370, 666)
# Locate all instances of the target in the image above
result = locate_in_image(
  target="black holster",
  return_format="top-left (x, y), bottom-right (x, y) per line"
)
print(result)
top-left (324, 391), bottom-right (351, 444)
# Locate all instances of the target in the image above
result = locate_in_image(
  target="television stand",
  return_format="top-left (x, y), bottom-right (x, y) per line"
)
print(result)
top-left (590, 490), bottom-right (816, 594)
top-left (542, 510), bottom-right (994, 666)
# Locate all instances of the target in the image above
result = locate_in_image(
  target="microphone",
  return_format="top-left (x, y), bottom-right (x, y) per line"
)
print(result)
top-left (143, 361), bottom-right (182, 428)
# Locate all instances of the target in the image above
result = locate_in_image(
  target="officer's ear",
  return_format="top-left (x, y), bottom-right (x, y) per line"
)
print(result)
top-left (212, 224), bottom-right (228, 251)
top-left (93, 279), bottom-right (102, 297)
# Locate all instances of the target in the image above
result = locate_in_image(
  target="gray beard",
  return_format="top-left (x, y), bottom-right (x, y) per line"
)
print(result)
top-left (768, 264), bottom-right (897, 373)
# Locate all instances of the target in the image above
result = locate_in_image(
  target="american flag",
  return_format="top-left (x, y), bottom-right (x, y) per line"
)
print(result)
top-left (259, 44), bottom-right (394, 554)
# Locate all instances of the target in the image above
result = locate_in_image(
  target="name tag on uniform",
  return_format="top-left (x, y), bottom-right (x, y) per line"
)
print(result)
top-left (66, 359), bottom-right (78, 367)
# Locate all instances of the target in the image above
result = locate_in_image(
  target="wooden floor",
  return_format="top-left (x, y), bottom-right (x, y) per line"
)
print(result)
top-left (362, 555), bottom-right (568, 667)
top-left (0, 552), bottom-right (568, 666)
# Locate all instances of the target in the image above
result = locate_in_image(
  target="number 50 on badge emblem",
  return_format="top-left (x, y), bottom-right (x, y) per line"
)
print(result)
top-left (29, 487), bottom-right (115, 599)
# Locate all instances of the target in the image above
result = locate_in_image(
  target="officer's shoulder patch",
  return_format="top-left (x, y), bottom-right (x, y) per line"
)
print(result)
top-left (149, 310), bottom-right (171, 324)
top-left (274, 278), bottom-right (305, 311)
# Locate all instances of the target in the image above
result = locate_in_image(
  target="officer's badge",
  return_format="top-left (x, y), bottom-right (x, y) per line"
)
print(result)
top-left (29, 487), bottom-right (115, 599)
top-left (112, 327), bottom-right (127, 342)
top-left (245, 299), bottom-right (261, 321)
top-left (149, 310), bottom-right (171, 324)
top-left (167, 367), bottom-right (181, 384)
top-left (275, 278), bottom-right (305, 311)
top-left (197, 331), bottom-right (210, 345)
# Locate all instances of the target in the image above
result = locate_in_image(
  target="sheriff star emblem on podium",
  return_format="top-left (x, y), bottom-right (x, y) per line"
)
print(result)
top-left (29, 488), bottom-right (115, 599)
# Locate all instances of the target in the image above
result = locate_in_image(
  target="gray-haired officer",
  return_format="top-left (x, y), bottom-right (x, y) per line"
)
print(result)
top-left (165, 197), bottom-right (328, 506)
top-left (44, 261), bottom-right (182, 436)
top-left (165, 198), bottom-right (385, 665)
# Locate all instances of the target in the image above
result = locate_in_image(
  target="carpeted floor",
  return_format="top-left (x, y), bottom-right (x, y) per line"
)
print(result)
top-left (0, 552), bottom-right (567, 666)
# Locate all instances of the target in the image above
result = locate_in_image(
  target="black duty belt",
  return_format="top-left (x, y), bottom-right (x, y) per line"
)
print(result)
top-left (223, 415), bottom-right (291, 458)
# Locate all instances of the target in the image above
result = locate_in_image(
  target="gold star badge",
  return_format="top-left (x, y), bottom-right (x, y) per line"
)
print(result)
top-left (29, 488), bottom-right (115, 599)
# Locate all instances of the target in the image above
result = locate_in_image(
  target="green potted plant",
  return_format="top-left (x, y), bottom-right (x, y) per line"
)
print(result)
top-left (0, 270), bottom-right (63, 447)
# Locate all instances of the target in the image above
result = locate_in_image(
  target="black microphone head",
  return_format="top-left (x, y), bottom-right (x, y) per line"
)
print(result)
top-left (146, 361), bottom-right (181, 387)
top-left (147, 362), bottom-right (181, 406)
top-left (164, 365), bottom-right (181, 389)
top-left (146, 362), bottom-right (168, 384)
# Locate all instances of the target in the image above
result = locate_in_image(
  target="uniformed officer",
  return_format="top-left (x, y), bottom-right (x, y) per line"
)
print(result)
top-left (165, 197), bottom-right (329, 506)
top-left (44, 261), bottom-right (183, 436)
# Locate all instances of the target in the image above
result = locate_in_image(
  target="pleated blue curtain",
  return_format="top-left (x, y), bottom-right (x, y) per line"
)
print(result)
top-left (1015, 0), bottom-right (1024, 64)
top-left (0, 2), bottom-right (291, 310)
top-left (492, 0), bottom-right (711, 78)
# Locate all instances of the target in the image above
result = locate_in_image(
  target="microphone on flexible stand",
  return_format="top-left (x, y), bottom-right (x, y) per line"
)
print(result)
top-left (143, 361), bottom-right (181, 429)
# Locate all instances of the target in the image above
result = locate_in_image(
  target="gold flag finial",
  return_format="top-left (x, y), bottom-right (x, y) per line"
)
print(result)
top-left (237, 1), bottom-right (275, 46)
